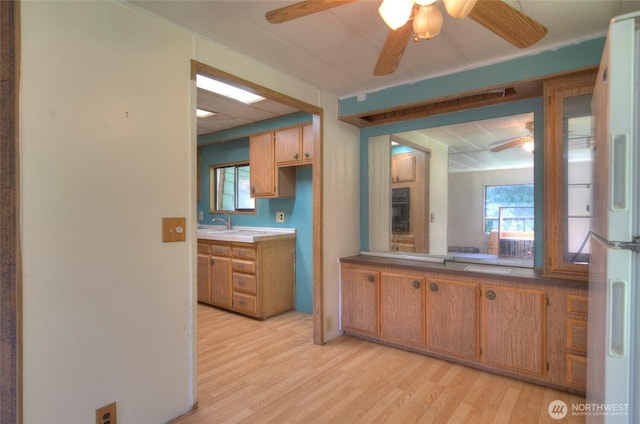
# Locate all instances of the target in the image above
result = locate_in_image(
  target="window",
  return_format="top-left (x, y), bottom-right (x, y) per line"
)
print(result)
top-left (484, 184), bottom-right (534, 234)
top-left (210, 163), bottom-right (255, 212)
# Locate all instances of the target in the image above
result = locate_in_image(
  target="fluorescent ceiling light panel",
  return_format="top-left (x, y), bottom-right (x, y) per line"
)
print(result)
top-left (196, 74), bottom-right (265, 104)
top-left (196, 108), bottom-right (215, 118)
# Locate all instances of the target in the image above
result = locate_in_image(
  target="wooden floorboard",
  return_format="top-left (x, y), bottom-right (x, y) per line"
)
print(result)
top-left (171, 304), bottom-right (585, 424)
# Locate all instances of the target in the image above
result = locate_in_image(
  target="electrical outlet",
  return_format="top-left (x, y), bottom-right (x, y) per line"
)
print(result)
top-left (96, 402), bottom-right (117, 424)
top-left (325, 316), bottom-right (333, 333)
top-left (276, 211), bottom-right (285, 223)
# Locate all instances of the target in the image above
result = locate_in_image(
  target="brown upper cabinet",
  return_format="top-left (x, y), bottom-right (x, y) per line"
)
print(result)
top-left (275, 124), bottom-right (313, 166)
top-left (391, 151), bottom-right (416, 183)
top-left (249, 130), bottom-right (296, 198)
top-left (543, 69), bottom-right (598, 281)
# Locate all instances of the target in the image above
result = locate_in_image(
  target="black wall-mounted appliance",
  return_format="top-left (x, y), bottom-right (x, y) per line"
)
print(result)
top-left (392, 187), bottom-right (410, 232)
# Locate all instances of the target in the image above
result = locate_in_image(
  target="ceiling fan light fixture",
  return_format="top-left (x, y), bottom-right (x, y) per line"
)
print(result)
top-left (378, 0), bottom-right (414, 30)
top-left (414, 0), bottom-right (436, 5)
top-left (442, 0), bottom-right (477, 19)
top-left (522, 139), bottom-right (535, 153)
top-left (413, 4), bottom-right (443, 41)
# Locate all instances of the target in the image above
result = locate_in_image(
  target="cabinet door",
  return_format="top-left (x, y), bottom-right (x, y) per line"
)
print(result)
top-left (302, 123), bottom-right (313, 163)
top-left (249, 132), bottom-right (275, 197)
top-left (482, 285), bottom-right (546, 376)
top-left (391, 152), bottom-right (416, 183)
top-left (197, 253), bottom-right (211, 303)
top-left (210, 255), bottom-right (232, 309)
top-left (275, 126), bottom-right (302, 166)
top-left (341, 266), bottom-right (378, 336)
top-left (427, 279), bottom-right (479, 361)
top-left (379, 271), bottom-right (425, 347)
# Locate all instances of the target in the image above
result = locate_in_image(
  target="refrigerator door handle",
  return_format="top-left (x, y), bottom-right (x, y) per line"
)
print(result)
top-left (607, 278), bottom-right (628, 357)
top-left (610, 133), bottom-right (629, 211)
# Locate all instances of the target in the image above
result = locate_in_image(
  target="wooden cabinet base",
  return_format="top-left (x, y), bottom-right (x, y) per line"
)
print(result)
top-left (340, 257), bottom-right (588, 395)
top-left (198, 238), bottom-right (295, 320)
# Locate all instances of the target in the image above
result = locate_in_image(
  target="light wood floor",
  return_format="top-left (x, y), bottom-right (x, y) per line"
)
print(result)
top-left (171, 304), bottom-right (586, 424)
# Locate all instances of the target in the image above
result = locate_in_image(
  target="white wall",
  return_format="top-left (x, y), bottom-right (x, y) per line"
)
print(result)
top-left (448, 167), bottom-right (534, 252)
top-left (394, 131), bottom-right (449, 254)
top-left (20, 1), bottom-right (359, 423)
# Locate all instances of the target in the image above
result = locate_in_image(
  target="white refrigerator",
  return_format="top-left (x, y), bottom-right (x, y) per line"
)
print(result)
top-left (588, 11), bottom-right (640, 424)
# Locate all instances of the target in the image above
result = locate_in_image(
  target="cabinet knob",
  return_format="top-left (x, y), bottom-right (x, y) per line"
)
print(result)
top-left (412, 280), bottom-right (421, 289)
top-left (367, 275), bottom-right (375, 283)
top-left (429, 283), bottom-right (438, 292)
top-left (251, 186), bottom-right (255, 193)
top-left (210, 258), bottom-right (215, 265)
top-left (304, 152), bottom-right (310, 158)
top-left (293, 153), bottom-right (299, 160)
top-left (486, 290), bottom-right (496, 300)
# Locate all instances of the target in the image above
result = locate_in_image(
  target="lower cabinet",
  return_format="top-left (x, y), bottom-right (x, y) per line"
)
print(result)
top-left (340, 259), bottom-right (587, 393)
top-left (341, 267), bottom-right (378, 336)
top-left (481, 285), bottom-right (546, 377)
top-left (426, 279), bottom-right (479, 361)
top-left (380, 272), bottom-right (425, 347)
top-left (198, 237), bottom-right (295, 319)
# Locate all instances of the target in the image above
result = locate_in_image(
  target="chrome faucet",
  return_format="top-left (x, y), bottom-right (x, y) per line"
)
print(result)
top-left (211, 215), bottom-right (231, 230)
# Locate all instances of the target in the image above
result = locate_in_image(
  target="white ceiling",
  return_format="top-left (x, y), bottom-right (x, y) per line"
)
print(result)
top-left (397, 112), bottom-right (535, 173)
top-left (131, 0), bottom-right (640, 99)
top-left (129, 0), bottom-right (636, 169)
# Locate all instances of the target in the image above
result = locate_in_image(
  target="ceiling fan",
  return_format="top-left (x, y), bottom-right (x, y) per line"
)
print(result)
top-left (489, 121), bottom-right (534, 153)
top-left (265, 0), bottom-right (547, 76)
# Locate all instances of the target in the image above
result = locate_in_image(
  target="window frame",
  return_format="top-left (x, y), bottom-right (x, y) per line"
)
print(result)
top-left (543, 70), bottom-right (597, 281)
top-left (483, 183), bottom-right (535, 235)
top-left (209, 161), bottom-right (256, 214)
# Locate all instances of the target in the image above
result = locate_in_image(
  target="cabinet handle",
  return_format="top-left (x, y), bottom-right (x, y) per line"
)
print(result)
top-left (251, 186), bottom-right (255, 193)
top-left (293, 152), bottom-right (299, 159)
top-left (367, 275), bottom-right (375, 283)
top-left (210, 258), bottom-right (215, 265)
top-left (304, 152), bottom-right (310, 158)
top-left (412, 280), bottom-right (421, 289)
top-left (486, 290), bottom-right (496, 300)
top-left (429, 283), bottom-right (438, 292)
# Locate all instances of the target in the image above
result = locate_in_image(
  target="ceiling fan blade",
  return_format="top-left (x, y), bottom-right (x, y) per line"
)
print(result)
top-left (467, 0), bottom-right (547, 48)
top-left (373, 18), bottom-right (414, 76)
top-left (490, 136), bottom-right (530, 152)
top-left (266, 0), bottom-right (359, 24)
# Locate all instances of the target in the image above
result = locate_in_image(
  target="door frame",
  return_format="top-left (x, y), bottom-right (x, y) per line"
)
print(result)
top-left (190, 61), bottom-right (325, 344)
top-left (1, 0), bottom-right (22, 422)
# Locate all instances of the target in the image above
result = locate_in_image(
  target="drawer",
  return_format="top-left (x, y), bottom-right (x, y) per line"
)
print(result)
top-left (567, 318), bottom-right (587, 353)
top-left (233, 292), bottom-right (257, 315)
top-left (392, 234), bottom-right (414, 243)
top-left (567, 295), bottom-right (588, 317)
top-left (566, 353), bottom-right (587, 391)
top-left (391, 243), bottom-right (415, 253)
top-left (210, 244), bottom-right (232, 257)
top-left (232, 245), bottom-right (256, 260)
top-left (232, 259), bottom-right (256, 274)
top-left (233, 273), bottom-right (257, 294)
top-left (197, 242), bottom-right (210, 255)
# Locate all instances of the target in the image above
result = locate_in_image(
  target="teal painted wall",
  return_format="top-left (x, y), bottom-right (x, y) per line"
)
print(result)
top-left (353, 37), bottom-right (606, 269)
top-left (339, 38), bottom-right (605, 117)
top-left (197, 113), bottom-right (313, 313)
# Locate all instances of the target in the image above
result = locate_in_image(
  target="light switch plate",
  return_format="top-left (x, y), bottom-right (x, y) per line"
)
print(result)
top-left (162, 217), bottom-right (186, 242)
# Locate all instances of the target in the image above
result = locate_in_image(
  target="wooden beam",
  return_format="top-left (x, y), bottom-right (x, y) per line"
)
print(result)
top-left (0, 0), bottom-right (22, 422)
